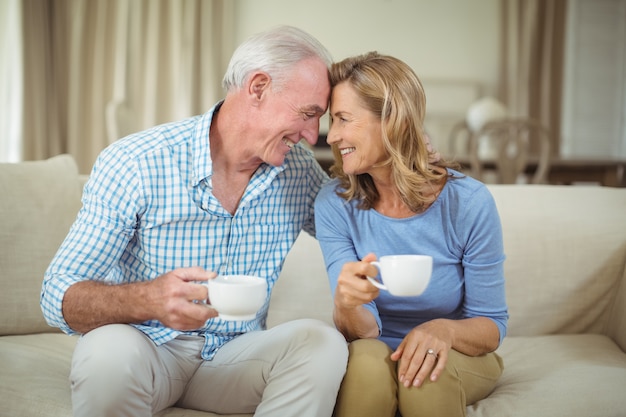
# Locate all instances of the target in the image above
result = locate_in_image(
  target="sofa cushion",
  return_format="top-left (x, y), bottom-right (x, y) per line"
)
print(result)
top-left (0, 333), bottom-right (253, 417)
top-left (267, 231), bottom-right (333, 328)
top-left (488, 185), bottom-right (626, 337)
top-left (469, 334), bottom-right (626, 417)
top-left (0, 155), bottom-right (82, 335)
top-left (0, 333), bottom-right (77, 416)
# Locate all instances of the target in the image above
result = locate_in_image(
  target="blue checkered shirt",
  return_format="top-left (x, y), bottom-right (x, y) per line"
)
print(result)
top-left (41, 102), bottom-right (328, 359)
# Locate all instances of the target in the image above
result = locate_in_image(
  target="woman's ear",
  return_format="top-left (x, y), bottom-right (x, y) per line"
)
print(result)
top-left (248, 72), bottom-right (271, 101)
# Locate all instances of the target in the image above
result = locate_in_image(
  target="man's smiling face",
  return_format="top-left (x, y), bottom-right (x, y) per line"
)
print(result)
top-left (257, 58), bottom-right (330, 167)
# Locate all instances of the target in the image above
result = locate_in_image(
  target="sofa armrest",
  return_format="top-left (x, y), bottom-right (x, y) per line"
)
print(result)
top-left (0, 155), bottom-right (82, 335)
top-left (607, 252), bottom-right (626, 352)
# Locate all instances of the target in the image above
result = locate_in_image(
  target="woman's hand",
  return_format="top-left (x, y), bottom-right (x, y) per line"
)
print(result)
top-left (390, 319), bottom-right (454, 388)
top-left (332, 253), bottom-right (381, 340)
top-left (391, 317), bottom-right (500, 387)
top-left (334, 253), bottom-right (380, 309)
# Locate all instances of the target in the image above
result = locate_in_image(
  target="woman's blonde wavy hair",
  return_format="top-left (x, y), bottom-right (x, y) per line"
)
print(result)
top-left (328, 52), bottom-right (459, 212)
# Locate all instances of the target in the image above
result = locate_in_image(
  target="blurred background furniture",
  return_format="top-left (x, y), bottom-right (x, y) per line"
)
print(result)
top-left (446, 96), bottom-right (508, 159)
top-left (467, 118), bottom-right (552, 184)
top-left (445, 96), bottom-right (552, 184)
top-left (445, 117), bottom-right (625, 187)
top-left (447, 120), bottom-right (474, 157)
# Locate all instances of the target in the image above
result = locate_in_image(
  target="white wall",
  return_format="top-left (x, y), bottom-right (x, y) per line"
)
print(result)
top-left (232, 0), bottom-right (501, 150)
top-left (233, 0), bottom-right (500, 85)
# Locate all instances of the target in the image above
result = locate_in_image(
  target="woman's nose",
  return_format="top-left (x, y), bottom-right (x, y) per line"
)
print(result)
top-left (326, 124), bottom-right (339, 145)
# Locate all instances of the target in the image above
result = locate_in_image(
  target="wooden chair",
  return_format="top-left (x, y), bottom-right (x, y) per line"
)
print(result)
top-left (467, 119), bottom-right (552, 184)
top-left (447, 120), bottom-right (473, 157)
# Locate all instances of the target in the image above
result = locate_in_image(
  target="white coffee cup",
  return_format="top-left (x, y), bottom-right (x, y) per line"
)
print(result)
top-left (207, 275), bottom-right (268, 321)
top-left (367, 255), bottom-right (433, 296)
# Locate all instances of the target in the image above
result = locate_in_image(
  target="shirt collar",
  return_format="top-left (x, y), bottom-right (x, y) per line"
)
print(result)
top-left (191, 101), bottom-right (222, 187)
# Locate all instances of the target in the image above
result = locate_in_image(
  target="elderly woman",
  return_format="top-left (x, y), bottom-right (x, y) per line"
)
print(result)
top-left (314, 52), bottom-right (508, 417)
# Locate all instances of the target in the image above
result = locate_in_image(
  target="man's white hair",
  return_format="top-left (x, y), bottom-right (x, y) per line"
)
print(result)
top-left (222, 25), bottom-right (333, 93)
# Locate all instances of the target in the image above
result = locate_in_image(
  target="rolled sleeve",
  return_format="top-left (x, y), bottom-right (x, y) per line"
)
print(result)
top-left (40, 274), bottom-right (78, 334)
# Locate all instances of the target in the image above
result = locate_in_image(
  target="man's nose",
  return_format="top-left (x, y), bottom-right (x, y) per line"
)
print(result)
top-left (301, 121), bottom-right (321, 146)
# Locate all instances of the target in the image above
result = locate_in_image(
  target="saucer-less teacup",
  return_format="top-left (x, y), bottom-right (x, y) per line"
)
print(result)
top-left (367, 255), bottom-right (433, 296)
top-left (207, 275), bottom-right (268, 321)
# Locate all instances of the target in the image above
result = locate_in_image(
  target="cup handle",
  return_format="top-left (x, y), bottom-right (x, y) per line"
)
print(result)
top-left (366, 261), bottom-right (388, 290)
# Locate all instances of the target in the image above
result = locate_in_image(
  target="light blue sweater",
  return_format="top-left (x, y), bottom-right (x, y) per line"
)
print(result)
top-left (314, 171), bottom-right (508, 349)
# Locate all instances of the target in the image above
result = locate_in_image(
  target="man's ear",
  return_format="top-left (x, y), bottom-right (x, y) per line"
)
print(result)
top-left (248, 72), bottom-right (271, 101)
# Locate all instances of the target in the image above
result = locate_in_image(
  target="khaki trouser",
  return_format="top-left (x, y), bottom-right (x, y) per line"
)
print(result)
top-left (334, 338), bottom-right (503, 417)
top-left (71, 319), bottom-right (348, 417)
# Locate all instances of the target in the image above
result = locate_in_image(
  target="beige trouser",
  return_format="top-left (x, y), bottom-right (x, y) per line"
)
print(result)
top-left (70, 319), bottom-right (348, 417)
top-left (334, 339), bottom-right (503, 417)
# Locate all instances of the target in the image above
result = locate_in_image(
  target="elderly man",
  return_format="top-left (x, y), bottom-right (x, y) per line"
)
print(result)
top-left (41, 26), bottom-right (347, 417)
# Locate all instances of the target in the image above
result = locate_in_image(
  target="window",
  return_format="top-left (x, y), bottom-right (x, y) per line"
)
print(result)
top-left (561, 0), bottom-right (626, 157)
top-left (0, 0), bottom-right (22, 162)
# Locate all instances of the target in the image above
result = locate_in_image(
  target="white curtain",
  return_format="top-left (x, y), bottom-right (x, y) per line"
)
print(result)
top-left (0, 0), bottom-right (23, 163)
top-left (21, 0), bottom-right (234, 173)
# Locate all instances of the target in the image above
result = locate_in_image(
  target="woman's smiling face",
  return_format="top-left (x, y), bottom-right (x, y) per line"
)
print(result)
top-left (327, 82), bottom-right (387, 176)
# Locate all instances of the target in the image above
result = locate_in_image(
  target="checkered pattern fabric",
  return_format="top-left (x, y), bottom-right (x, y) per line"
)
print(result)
top-left (41, 103), bottom-right (328, 359)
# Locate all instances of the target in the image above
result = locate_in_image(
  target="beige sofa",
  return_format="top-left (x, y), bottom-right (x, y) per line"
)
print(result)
top-left (1, 154), bottom-right (626, 417)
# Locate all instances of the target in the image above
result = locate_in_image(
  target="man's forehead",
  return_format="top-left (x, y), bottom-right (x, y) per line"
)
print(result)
top-left (280, 62), bottom-right (330, 114)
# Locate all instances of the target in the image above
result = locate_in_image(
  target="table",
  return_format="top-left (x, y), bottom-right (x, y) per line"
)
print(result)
top-left (454, 155), bottom-right (626, 187)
